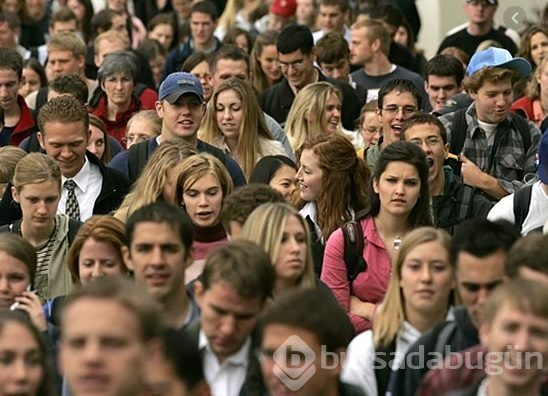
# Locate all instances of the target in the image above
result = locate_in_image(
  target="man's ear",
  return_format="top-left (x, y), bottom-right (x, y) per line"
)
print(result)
top-left (371, 37), bottom-right (381, 53)
top-left (37, 131), bottom-right (46, 150)
top-left (155, 100), bottom-right (164, 119)
top-left (11, 186), bottom-right (19, 204)
top-left (122, 245), bottom-right (134, 271)
top-left (194, 280), bottom-right (204, 308)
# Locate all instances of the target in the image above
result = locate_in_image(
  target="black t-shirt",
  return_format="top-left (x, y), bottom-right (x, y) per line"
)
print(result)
top-left (0, 126), bottom-right (14, 147)
top-left (437, 28), bottom-right (518, 58)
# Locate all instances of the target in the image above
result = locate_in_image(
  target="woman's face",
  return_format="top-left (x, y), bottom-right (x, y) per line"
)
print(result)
top-left (150, 55), bottom-right (166, 87)
top-left (296, 0), bottom-right (315, 23)
top-left (538, 61), bottom-right (548, 97)
top-left (373, 161), bottom-right (421, 218)
top-left (126, 119), bottom-right (157, 148)
top-left (400, 240), bottom-right (454, 318)
top-left (78, 237), bottom-right (125, 285)
top-left (182, 173), bottom-right (223, 228)
top-left (0, 251), bottom-right (31, 310)
top-left (107, 0), bottom-right (126, 12)
top-left (2, 0), bottom-right (21, 14)
top-left (67, 0), bottom-right (85, 20)
top-left (275, 214), bottom-right (307, 285)
top-left (25, 0), bottom-right (46, 20)
top-left (530, 32), bottom-right (548, 67)
top-left (19, 67), bottom-right (42, 98)
top-left (13, 180), bottom-right (60, 232)
top-left (296, 149), bottom-right (323, 202)
top-left (321, 93), bottom-right (341, 135)
top-left (0, 322), bottom-right (43, 396)
top-left (269, 164), bottom-right (297, 201)
top-left (87, 124), bottom-right (106, 160)
top-left (234, 33), bottom-right (250, 53)
top-left (215, 89), bottom-right (243, 143)
top-left (360, 111), bottom-right (382, 148)
top-left (148, 23), bottom-right (174, 51)
top-left (258, 44), bottom-right (281, 84)
top-left (394, 25), bottom-right (409, 47)
top-left (190, 61), bottom-right (212, 102)
top-left (102, 72), bottom-right (134, 108)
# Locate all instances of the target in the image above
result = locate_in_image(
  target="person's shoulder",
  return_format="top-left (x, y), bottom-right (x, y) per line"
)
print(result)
top-left (393, 66), bottom-right (424, 82)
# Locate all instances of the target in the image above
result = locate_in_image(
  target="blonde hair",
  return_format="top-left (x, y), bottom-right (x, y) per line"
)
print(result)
top-left (199, 77), bottom-right (274, 180)
top-left (373, 227), bottom-right (453, 348)
top-left (48, 31), bottom-right (87, 58)
top-left (217, 0), bottom-right (242, 33)
top-left (94, 30), bottom-right (130, 52)
top-left (0, 146), bottom-right (26, 184)
top-left (350, 19), bottom-right (391, 56)
top-left (12, 153), bottom-right (61, 193)
top-left (241, 203), bottom-right (316, 293)
top-left (285, 82), bottom-right (343, 151)
top-left (114, 140), bottom-right (197, 222)
top-left (525, 56), bottom-right (548, 100)
top-left (126, 110), bottom-right (162, 137)
top-left (173, 153), bottom-right (233, 205)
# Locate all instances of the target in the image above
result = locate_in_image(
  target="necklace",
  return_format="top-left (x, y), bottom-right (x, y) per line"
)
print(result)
top-left (394, 236), bottom-right (402, 250)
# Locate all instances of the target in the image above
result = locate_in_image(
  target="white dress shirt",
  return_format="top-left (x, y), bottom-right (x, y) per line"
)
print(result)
top-left (199, 330), bottom-right (251, 396)
top-left (58, 156), bottom-right (103, 222)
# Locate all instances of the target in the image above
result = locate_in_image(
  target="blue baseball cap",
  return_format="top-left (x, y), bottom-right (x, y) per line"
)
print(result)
top-left (466, 47), bottom-right (531, 77)
top-left (159, 72), bottom-right (204, 103)
top-left (539, 131), bottom-right (548, 184)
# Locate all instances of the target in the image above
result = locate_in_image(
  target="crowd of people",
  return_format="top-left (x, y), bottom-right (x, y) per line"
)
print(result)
top-left (0, 0), bottom-right (548, 395)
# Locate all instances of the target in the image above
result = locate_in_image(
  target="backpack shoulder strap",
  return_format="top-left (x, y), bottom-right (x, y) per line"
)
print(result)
top-left (513, 184), bottom-right (533, 234)
top-left (449, 108), bottom-right (468, 155)
top-left (128, 140), bottom-right (149, 184)
top-left (26, 132), bottom-right (41, 153)
top-left (341, 219), bottom-right (366, 286)
top-left (511, 113), bottom-right (532, 154)
top-left (434, 321), bottom-right (458, 357)
top-left (374, 337), bottom-right (397, 396)
top-left (456, 185), bottom-right (474, 221)
top-left (35, 87), bottom-right (49, 111)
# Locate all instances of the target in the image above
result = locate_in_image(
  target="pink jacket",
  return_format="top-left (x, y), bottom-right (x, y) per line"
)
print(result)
top-left (321, 216), bottom-right (392, 334)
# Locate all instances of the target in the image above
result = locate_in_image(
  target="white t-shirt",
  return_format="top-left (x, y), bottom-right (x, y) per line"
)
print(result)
top-left (487, 181), bottom-right (548, 235)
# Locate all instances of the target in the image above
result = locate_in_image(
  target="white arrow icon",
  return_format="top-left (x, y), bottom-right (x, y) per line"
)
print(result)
top-left (511, 12), bottom-right (519, 24)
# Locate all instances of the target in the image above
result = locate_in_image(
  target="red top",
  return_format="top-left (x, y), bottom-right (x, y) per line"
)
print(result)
top-left (321, 216), bottom-right (392, 334)
top-left (8, 95), bottom-right (35, 146)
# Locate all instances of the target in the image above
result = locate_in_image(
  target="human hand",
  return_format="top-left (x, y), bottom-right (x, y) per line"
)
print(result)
top-left (349, 296), bottom-right (376, 320)
top-left (15, 291), bottom-right (47, 332)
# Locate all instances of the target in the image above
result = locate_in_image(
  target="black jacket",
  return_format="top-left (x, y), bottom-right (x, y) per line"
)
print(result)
top-left (183, 320), bottom-right (266, 396)
top-left (258, 70), bottom-right (362, 131)
top-left (390, 306), bottom-right (479, 396)
top-left (0, 152), bottom-right (129, 226)
top-left (432, 166), bottom-right (494, 235)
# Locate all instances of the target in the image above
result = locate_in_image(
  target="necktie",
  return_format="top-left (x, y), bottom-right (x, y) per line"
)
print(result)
top-left (64, 180), bottom-right (80, 221)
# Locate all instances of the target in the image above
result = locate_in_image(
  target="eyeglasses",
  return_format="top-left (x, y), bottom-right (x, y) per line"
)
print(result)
top-left (278, 59), bottom-right (306, 71)
top-left (408, 136), bottom-right (442, 147)
top-left (382, 105), bottom-right (418, 116)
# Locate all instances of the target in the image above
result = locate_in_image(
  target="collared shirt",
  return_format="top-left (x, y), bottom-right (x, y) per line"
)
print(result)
top-left (313, 26), bottom-right (352, 43)
top-left (299, 201), bottom-right (323, 241)
top-left (199, 330), bottom-right (251, 396)
top-left (58, 156), bottom-right (102, 222)
top-left (439, 104), bottom-right (541, 194)
top-left (211, 136), bottom-right (286, 161)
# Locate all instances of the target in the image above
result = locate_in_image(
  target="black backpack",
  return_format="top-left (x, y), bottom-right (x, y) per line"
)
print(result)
top-left (341, 212), bottom-right (368, 290)
top-left (512, 183), bottom-right (536, 234)
top-left (448, 109), bottom-right (532, 176)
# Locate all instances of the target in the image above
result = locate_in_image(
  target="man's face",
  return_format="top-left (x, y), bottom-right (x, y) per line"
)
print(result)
top-left (94, 39), bottom-right (127, 68)
top-left (0, 22), bottom-right (17, 48)
top-left (155, 94), bottom-right (204, 140)
top-left (278, 49), bottom-right (315, 90)
top-left (260, 324), bottom-right (342, 396)
top-left (319, 59), bottom-right (350, 83)
top-left (318, 5), bottom-right (345, 33)
top-left (123, 222), bottom-right (190, 303)
top-left (350, 27), bottom-right (374, 66)
top-left (377, 90), bottom-right (419, 143)
top-left (195, 281), bottom-right (263, 362)
top-left (50, 19), bottom-right (78, 35)
top-left (470, 79), bottom-right (513, 124)
top-left (425, 75), bottom-right (460, 112)
top-left (463, 0), bottom-right (497, 25)
top-left (456, 250), bottom-right (506, 328)
top-left (480, 303), bottom-right (548, 389)
top-left (47, 50), bottom-right (84, 79)
top-left (60, 298), bottom-right (150, 396)
top-left (190, 12), bottom-right (216, 47)
top-left (38, 121), bottom-right (89, 178)
top-left (0, 68), bottom-right (20, 111)
top-left (404, 123), bottom-right (448, 186)
top-left (211, 58), bottom-right (248, 90)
